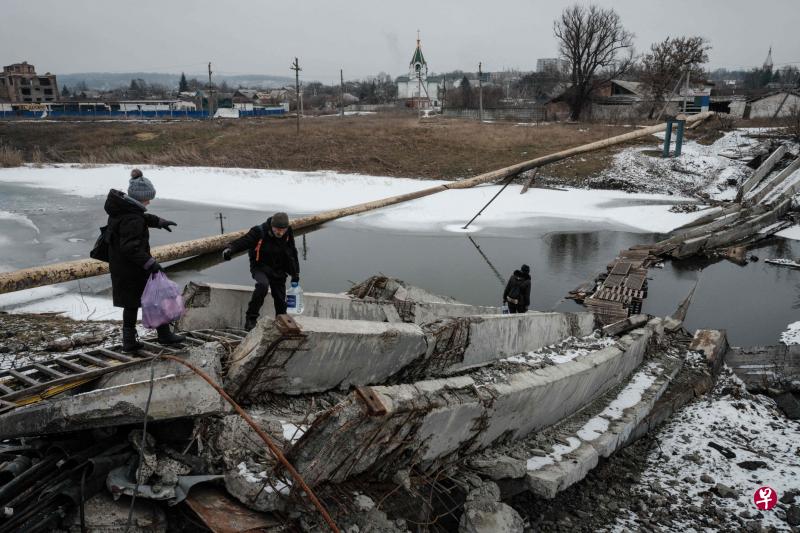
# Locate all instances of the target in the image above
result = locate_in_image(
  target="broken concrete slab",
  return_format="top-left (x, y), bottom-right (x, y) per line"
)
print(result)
top-left (459, 481), bottom-right (524, 533)
top-left (745, 156), bottom-right (800, 206)
top-left (226, 315), bottom-right (428, 397)
top-left (278, 328), bottom-right (652, 493)
top-left (672, 198), bottom-right (792, 258)
top-left (224, 461), bottom-right (291, 513)
top-left (689, 329), bottom-right (728, 375)
top-left (484, 345), bottom-right (684, 499)
top-left (0, 344), bottom-right (230, 440)
top-left (725, 344), bottom-right (800, 392)
top-left (178, 282), bottom-right (499, 330)
top-left (740, 144), bottom-right (788, 197)
top-left (226, 311), bottom-right (596, 397)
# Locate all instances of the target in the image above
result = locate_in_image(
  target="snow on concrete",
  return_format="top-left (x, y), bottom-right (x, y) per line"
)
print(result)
top-left (780, 321), bottom-right (800, 345)
top-left (0, 164), bottom-right (705, 234)
top-left (526, 437), bottom-right (581, 470)
top-left (593, 130), bottom-right (760, 200)
top-left (617, 370), bottom-right (800, 532)
top-left (505, 333), bottom-right (616, 367)
top-left (526, 361), bottom-right (663, 469)
top-left (777, 224), bottom-right (800, 241)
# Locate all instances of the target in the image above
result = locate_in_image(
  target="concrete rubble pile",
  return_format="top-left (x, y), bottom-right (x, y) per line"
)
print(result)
top-left (0, 276), bottom-right (733, 532)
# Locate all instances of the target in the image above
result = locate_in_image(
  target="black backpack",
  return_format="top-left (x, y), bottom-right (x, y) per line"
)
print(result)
top-left (89, 225), bottom-right (113, 262)
top-left (507, 278), bottom-right (522, 301)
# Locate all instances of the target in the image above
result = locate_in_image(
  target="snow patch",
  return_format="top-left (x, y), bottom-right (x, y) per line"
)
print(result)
top-left (0, 165), bottom-right (706, 234)
top-left (780, 320), bottom-right (800, 345)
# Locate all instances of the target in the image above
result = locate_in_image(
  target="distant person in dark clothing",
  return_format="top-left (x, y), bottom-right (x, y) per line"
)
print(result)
top-left (105, 169), bottom-right (185, 351)
top-left (222, 212), bottom-right (300, 331)
top-left (503, 264), bottom-right (531, 314)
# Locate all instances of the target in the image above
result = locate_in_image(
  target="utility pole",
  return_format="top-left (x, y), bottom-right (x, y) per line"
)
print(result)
top-left (215, 212), bottom-right (227, 234)
top-left (208, 62), bottom-right (214, 118)
top-left (683, 68), bottom-right (690, 114)
top-left (291, 57), bottom-right (301, 134)
top-left (478, 62), bottom-right (483, 123)
top-left (340, 69), bottom-right (345, 118)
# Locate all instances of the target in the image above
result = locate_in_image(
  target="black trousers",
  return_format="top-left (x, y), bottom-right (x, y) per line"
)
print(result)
top-left (247, 269), bottom-right (287, 318)
top-left (508, 303), bottom-right (527, 314)
top-left (123, 307), bottom-right (138, 328)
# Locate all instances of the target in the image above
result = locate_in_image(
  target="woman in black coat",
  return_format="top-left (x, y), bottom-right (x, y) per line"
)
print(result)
top-left (105, 169), bottom-right (185, 351)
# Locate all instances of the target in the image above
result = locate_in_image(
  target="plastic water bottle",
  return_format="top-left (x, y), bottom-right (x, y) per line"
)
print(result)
top-left (286, 282), bottom-right (304, 315)
top-left (501, 300), bottom-right (509, 314)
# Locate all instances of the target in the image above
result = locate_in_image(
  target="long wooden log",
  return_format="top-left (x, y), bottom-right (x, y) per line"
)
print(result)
top-left (0, 112), bottom-right (713, 295)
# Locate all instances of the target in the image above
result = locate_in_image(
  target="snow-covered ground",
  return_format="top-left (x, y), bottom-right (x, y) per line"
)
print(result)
top-left (0, 262), bottom-right (120, 321)
top-left (593, 130), bottom-right (764, 200)
top-left (0, 164), bottom-right (706, 234)
top-left (781, 321), bottom-right (800, 345)
top-left (614, 369), bottom-right (800, 532)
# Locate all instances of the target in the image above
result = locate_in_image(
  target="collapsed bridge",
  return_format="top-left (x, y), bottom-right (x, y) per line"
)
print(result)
top-left (0, 276), bottom-right (747, 532)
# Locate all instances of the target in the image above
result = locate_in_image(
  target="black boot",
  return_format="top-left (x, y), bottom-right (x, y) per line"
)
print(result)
top-left (244, 316), bottom-right (258, 331)
top-left (121, 327), bottom-right (143, 352)
top-left (156, 324), bottom-right (186, 345)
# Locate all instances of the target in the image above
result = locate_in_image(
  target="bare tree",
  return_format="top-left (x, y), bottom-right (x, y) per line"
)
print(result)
top-left (641, 36), bottom-right (710, 118)
top-left (553, 4), bottom-right (634, 120)
top-left (785, 105), bottom-right (800, 142)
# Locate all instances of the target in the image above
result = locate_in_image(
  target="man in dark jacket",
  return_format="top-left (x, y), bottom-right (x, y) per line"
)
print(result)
top-left (222, 212), bottom-right (299, 330)
top-left (105, 169), bottom-right (185, 351)
top-left (503, 264), bottom-right (532, 314)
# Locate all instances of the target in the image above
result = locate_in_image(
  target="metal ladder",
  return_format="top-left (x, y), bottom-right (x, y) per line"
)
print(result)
top-left (0, 328), bottom-right (248, 414)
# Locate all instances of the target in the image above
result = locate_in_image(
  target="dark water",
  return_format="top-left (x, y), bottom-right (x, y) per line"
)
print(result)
top-left (1, 183), bottom-right (798, 347)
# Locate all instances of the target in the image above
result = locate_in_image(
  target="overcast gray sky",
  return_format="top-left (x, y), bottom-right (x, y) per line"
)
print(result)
top-left (4, 0), bottom-right (799, 82)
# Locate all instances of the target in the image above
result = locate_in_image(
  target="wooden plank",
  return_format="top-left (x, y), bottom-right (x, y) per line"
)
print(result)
top-left (75, 353), bottom-right (111, 368)
top-left (0, 383), bottom-right (16, 395)
top-left (94, 348), bottom-right (134, 362)
top-left (610, 262), bottom-right (632, 276)
top-left (54, 359), bottom-right (89, 373)
top-left (6, 369), bottom-right (40, 387)
top-left (32, 364), bottom-right (66, 379)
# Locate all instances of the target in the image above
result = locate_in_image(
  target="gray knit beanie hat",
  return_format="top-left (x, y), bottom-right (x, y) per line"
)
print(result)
top-left (127, 169), bottom-right (156, 202)
top-left (272, 212), bottom-right (290, 228)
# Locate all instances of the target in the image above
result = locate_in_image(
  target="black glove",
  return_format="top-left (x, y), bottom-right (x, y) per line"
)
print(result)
top-left (148, 261), bottom-right (163, 277)
top-left (158, 218), bottom-right (177, 232)
top-left (222, 248), bottom-right (233, 261)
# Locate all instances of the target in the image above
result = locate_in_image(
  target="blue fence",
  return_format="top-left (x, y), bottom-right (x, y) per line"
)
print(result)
top-left (0, 107), bottom-right (285, 120)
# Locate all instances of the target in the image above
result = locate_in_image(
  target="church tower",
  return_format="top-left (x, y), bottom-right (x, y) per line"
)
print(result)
top-left (409, 32), bottom-right (429, 81)
top-left (763, 46), bottom-right (774, 72)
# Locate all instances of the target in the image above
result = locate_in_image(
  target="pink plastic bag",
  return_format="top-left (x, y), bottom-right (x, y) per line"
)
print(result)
top-left (141, 272), bottom-right (185, 329)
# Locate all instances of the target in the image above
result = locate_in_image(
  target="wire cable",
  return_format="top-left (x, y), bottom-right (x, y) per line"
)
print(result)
top-left (125, 358), bottom-right (156, 533)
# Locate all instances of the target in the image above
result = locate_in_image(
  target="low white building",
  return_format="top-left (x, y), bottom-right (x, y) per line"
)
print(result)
top-left (396, 36), bottom-right (441, 108)
top-left (747, 91), bottom-right (800, 118)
